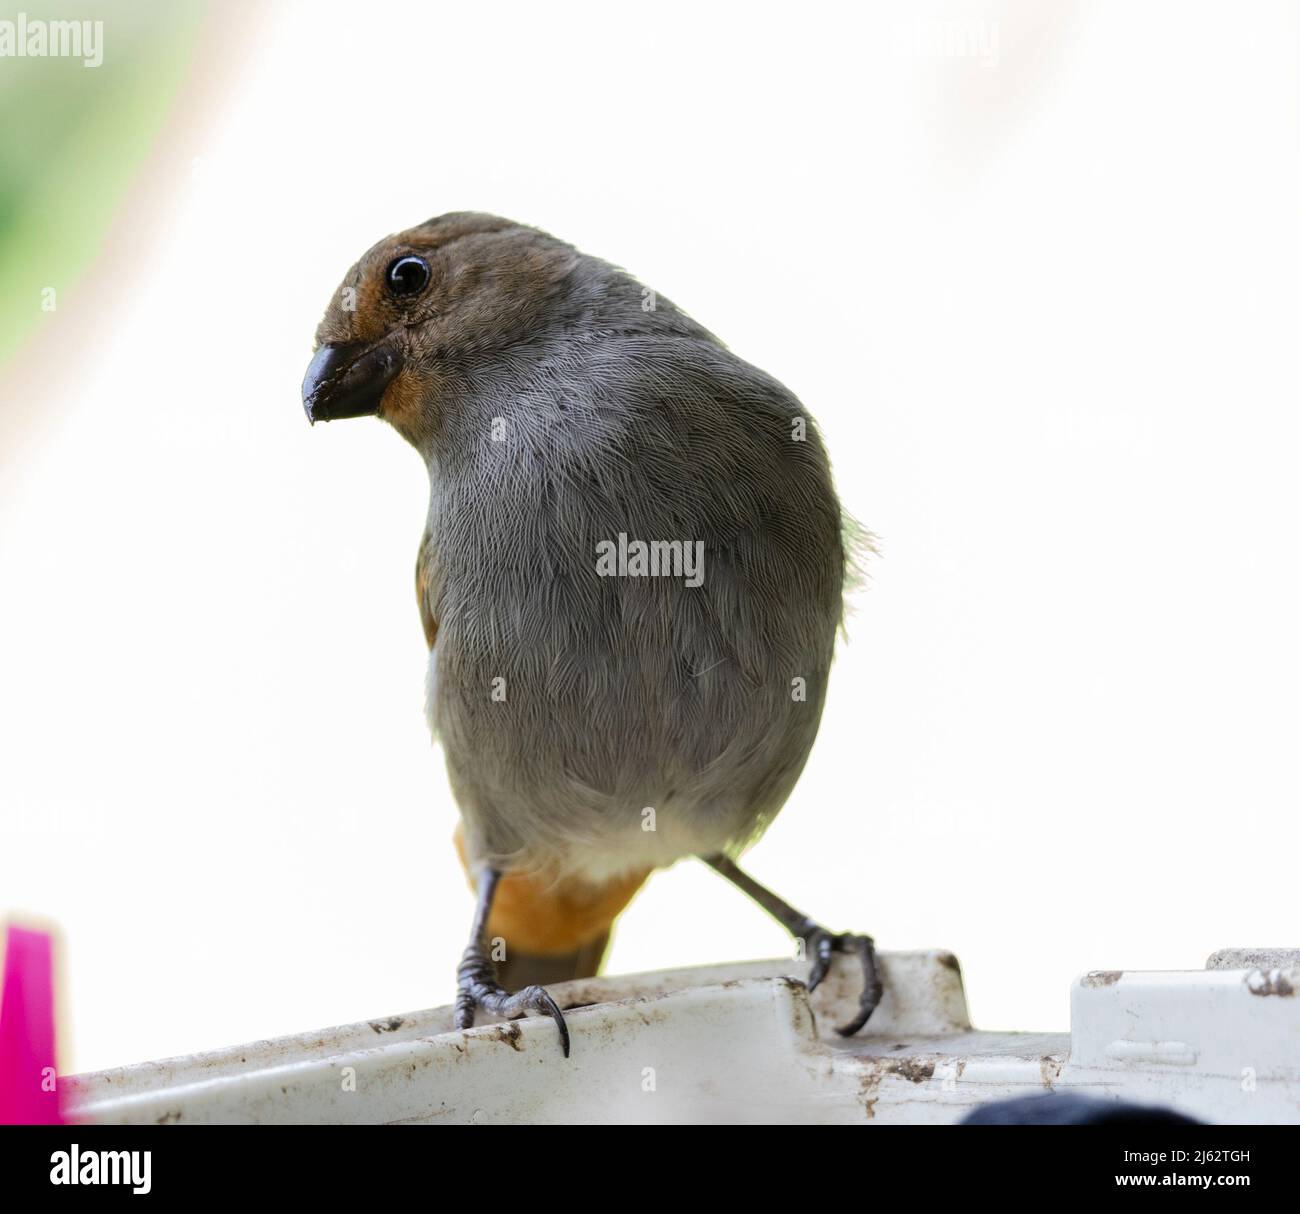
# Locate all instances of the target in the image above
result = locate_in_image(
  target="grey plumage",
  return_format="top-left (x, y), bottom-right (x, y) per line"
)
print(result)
top-left (410, 218), bottom-right (844, 881)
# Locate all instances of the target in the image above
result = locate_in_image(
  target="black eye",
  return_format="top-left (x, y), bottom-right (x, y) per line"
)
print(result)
top-left (386, 255), bottom-right (430, 297)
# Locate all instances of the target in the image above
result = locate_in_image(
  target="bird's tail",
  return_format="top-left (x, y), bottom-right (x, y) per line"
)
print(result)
top-left (453, 826), bottom-right (648, 986)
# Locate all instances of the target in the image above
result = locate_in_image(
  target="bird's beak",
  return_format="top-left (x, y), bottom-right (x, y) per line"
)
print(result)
top-left (301, 341), bottom-right (403, 425)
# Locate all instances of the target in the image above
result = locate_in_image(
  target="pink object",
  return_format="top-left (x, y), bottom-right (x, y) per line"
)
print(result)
top-left (0, 924), bottom-right (63, 1124)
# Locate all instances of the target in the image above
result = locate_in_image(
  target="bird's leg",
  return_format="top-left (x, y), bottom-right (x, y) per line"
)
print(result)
top-left (454, 865), bottom-right (571, 1057)
top-left (703, 854), bottom-right (883, 1036)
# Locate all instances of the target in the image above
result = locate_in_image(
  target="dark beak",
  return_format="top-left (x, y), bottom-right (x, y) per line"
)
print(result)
top-left (301, 342), bottom-right (402, 424)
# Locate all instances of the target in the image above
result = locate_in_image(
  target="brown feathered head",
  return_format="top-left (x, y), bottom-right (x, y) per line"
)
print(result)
top-left (301, 212), bottom-right (577, 445)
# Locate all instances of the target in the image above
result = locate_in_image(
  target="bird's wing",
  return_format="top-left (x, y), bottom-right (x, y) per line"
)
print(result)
top-left (415, 534), bottom-right (438, 649)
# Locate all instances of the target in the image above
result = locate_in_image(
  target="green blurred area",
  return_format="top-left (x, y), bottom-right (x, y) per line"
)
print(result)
top-left (0, 0), bottom-right (206, 366)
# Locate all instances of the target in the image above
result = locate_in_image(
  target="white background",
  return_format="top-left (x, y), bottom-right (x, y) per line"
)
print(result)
top-left (2, 0), bottom-right (1298, 1073)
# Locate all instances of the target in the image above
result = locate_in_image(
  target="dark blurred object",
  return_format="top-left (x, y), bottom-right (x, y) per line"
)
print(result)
top-left (963, 1092), bottom-right (1202, 1125)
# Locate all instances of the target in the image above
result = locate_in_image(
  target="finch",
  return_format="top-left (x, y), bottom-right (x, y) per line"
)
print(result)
top-left (301, 213), bottom-right (881, 1056)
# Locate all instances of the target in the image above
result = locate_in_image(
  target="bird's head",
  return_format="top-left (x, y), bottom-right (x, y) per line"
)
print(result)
top-left (301, 212), bottom-right (579, 446)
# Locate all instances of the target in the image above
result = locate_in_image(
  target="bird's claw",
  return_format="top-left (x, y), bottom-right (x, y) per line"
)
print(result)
top-left (454, 944), bottom-right (571, 1057)
top-left (802, 927), bottom-right (883, 1037)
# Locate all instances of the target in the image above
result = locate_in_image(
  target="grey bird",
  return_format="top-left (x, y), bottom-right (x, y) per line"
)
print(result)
top-left (301, 212), bottom-right (881, 1056)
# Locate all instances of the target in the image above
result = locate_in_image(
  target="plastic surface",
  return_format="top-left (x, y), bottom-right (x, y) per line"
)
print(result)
top-left (63, 950), bottom-right (1299, 1125)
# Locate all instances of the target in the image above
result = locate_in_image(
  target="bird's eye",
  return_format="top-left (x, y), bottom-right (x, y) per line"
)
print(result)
top-left (386, 255), bottom-right (430, 297)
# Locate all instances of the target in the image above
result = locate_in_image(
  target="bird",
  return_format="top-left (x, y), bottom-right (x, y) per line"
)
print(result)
top-left (301, 212), bottom-right (881, 1057)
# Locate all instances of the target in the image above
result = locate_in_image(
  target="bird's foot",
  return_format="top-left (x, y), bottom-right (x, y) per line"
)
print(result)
top-left (454, 943), bottom-right (571, 1057)
top-left (701, 854), bottom-right (886, 1037)
top-left (800, 925), bottom-right (884, 1037)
